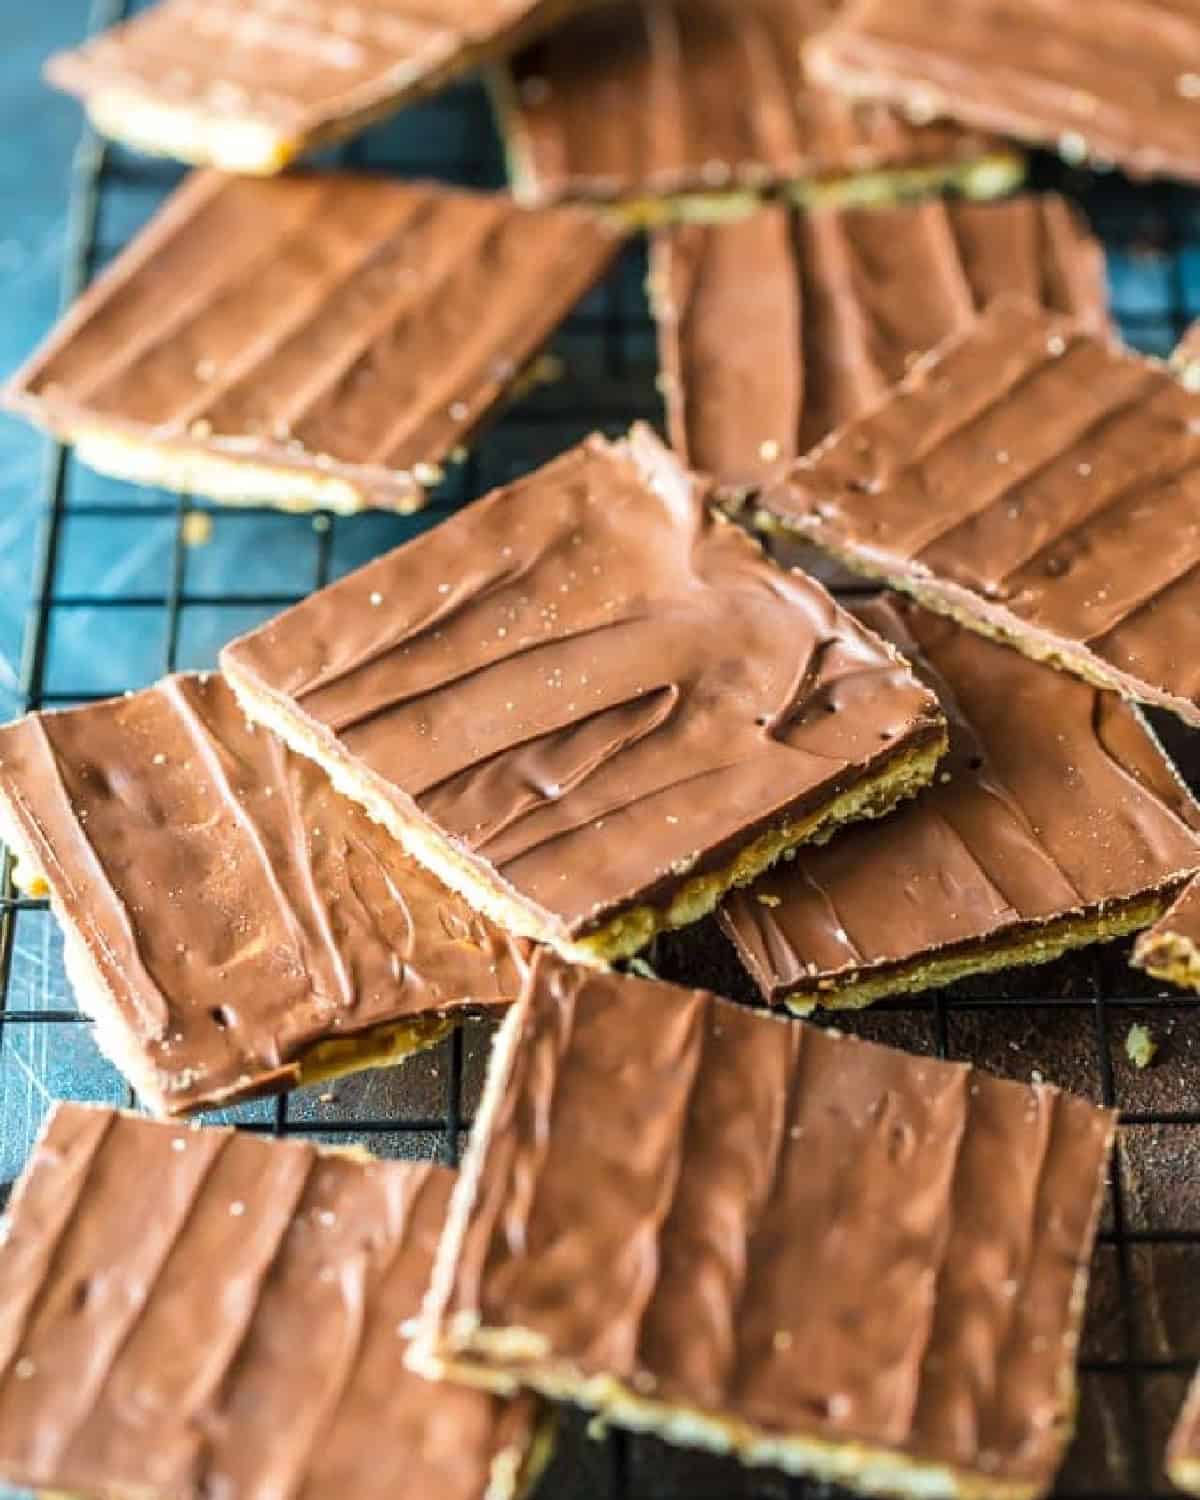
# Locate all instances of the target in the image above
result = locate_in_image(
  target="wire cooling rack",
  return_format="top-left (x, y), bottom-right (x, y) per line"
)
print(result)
top-left (2, 2), bottom-right (1200, 1497)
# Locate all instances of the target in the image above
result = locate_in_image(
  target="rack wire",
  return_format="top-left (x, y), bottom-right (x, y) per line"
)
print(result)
top-left (2, 1), bottom-right (1200, 1496)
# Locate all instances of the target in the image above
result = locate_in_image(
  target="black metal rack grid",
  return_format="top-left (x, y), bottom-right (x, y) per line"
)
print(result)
top-left (2, 2), bottom-right (1200, 1497)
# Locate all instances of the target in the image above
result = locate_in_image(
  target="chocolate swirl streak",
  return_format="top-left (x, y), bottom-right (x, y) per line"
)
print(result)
top-left (761, 299), bottom-right (1200, 728)
top-left (503, 0), bottom-right (1009, 204)
top-left (223, 427), bottom-right (944, 946)
top-left (807, 0), bottom-right (1200, 187)
top-left (45, 0), bottom-right (581, 170)
top-left (0, 1106), bottom-right (539, 1500)
top-left (424, 956), bottom-right (1115, 1497)
top-left (0, 674), bottom-right (526, 1115)
top-left (4, 172), bottom-right (621, 512)
top-left (722, 596), bottom-right (1200, 1007)
top-left (653, 193), bottom-right (1108, 492)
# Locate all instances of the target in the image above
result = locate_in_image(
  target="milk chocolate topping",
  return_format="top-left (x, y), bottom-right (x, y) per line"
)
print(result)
top-left (807, 0), bottom-right (1200, 185)
top-left (654, 194), bottom-right (1109, 493)
top-left (4, 171), bottom-right (621, 512)
top-left (761, 299), bottom-right (1200, 728)
top-left (722, 596), bottom-right (1200, 1006)
top-left (425, 954), bottom-right (1116, 1495)
top-left (47, 0), bottom-right (580, 169)
top-left (0, 1105), bottom-right (539, 1500)
top-left (0, 674), bottom-right (526, 1115)
top-left (503, 0), bottom-right (1011, 204)
top-left (222, 427), bottom-right (944, 947)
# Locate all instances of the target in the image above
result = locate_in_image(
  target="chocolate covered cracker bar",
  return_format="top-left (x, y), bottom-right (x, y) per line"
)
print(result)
top-left (652, 193), bottom-right (1108, 496)
top-left (0, 1104), bottom-right (548, 1500)
top-left (1133, 877), bottom-right (1200, 995)
top-left (417, 955), bottom-right (1116, 1500)
top-left (222, 426), bottom-right (946, 965)
top-left (806, 0), bottom-right (1200, 186)
top-left (497, 0), bottom-right (1023, 221)
top-left (723, 597), bottom-right (1200, 1013)
top-left (46, 0), bottom-right (586, 173)
top-left (760, 300), bottom-right (1200, 728)
top-left (4, 171), bottom-right (621, 515)
top-left (0, 674), bottom-right (527, 1116)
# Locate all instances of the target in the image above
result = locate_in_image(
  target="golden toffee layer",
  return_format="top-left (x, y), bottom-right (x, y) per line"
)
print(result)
top-left (0, 673), bottom-right (527, 1115)
top-left (4, 171), bottom-right (620, 515)
top-left (222, 426), bottom-right (947, 965)
top-left (417, 955), bottom-right (1115, 1500)
top-left (722, 596), bottom-right (1200, 1012)
top-left (0, 1104), bottom-right (549, 1500)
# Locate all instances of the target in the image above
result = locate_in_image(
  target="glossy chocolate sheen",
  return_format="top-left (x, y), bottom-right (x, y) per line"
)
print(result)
top-left (3, 171), bottom-right (621, 511)
top-left (47, 0), bottom-right (576, 164)
top-left (0, 673), bottom-right (526, 1115)
top-left (0, 1105), bottom-right (539, 1500)
top-left (503, 0), bottom-right (1007, 203)
top-left (760, 299), bottom-right (1200, 727)
top-left (806, 0), bottom-right (1200, 185)
top-left (654, 194), bottom-right (1109, 493)
top-left (222, 426), bottom-right (944, 944)
top-left (425, 955), bottom-right (1116, 1495)
top-left (722, 596), bottom-right (1200, 1005)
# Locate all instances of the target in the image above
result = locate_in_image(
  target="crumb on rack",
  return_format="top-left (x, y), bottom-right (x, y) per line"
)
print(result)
top-left (1125, 1023), bottom-right (1158, 1070)
top-left (181, 510), bottom-right (213, 547)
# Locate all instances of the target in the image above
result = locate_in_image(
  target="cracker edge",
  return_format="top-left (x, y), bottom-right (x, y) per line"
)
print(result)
top-left (3, 1103), bottom-right (553, 1500)
top-left (0, 772), bottom-right (460, 1117)
top-left (727, 887), bottom-right (1190, 1014)
top-left (223, 651), bottom-right (946, 966)
top-left (413, 996), bottom-right (1113, 1500)
top-left (34, 417), bottom-right (419, 516)
top-left (755, 511), bottom-right (1200, 730)
top-left (4, 339), bottom-right (616, 523)
top-left (802, 35), bottom-right (1179, 182)
top-left (44, 0), bottom-right (591, 174)
top-left (489, 61), bottom-right (1025, 224)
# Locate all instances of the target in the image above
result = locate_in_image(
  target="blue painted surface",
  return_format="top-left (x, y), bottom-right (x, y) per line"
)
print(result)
top-left (0, 4), bottom-right (93, 723)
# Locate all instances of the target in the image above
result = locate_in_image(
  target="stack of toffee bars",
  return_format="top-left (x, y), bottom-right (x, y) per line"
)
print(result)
top-left (2, 3), bottom-right (1200, 1498)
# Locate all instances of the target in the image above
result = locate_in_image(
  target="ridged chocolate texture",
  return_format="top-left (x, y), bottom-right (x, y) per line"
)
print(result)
top-left (0, 1105), bottom-right (541, 1500)
top-left (807, 0), bottom-right (1200, 186)
top-left (422, 955), bottom-right (1116, 1499)
top-left (722, 596), bottom-right (1200, 1008)
top-left (0, 673), bottom-right (526, 1115)
top-left (653, 194), bottom-right (1109, 494)
top-left (3, 171), bottom-right (621, 513)
top-left (46, 0), bottom-right (582, 171)
top-left (501, 0), bottom-right (1012, 205)
top-left (760, 298), bottom-right (1200, 728)
top-left (221, 426), bottom-right (945, 957)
